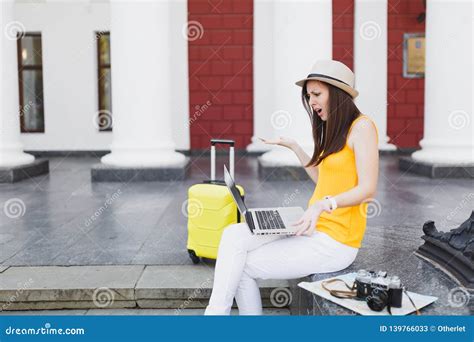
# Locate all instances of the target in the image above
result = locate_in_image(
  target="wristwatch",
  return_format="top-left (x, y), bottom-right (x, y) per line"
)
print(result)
top-left (324, 196), bottom-right (338, 211)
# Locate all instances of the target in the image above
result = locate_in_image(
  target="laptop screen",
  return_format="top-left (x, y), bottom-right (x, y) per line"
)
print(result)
top-left (224, 165), bottom-right (247, 214)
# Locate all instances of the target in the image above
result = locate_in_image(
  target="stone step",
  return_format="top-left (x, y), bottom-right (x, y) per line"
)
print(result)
top-left (0, 265), bottom-right (292, 311)
top-left (0, 308), bottom-right (291, 316)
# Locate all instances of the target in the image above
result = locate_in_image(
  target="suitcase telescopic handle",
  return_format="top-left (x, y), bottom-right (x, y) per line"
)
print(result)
top-left (211, 139), bottom-right (235, 146)
top-left (210, 139), bottom-right (234, 181)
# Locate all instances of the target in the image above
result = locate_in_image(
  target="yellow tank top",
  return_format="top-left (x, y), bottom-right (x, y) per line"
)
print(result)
top-left (307, 114), bottom-right (379, 248)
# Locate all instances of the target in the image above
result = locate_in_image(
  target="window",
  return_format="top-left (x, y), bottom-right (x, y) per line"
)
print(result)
top-left (96, 31), bottom-right (112, 131)
top-left (17, 32), bottom-right (45, 133)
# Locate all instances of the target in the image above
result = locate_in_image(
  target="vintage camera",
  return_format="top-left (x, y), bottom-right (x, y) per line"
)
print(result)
top-left (354, 270), bottom-right (403, 312)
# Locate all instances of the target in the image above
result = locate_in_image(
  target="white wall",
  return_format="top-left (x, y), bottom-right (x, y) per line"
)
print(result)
top-left (14, 0), bottom-right (189, 151)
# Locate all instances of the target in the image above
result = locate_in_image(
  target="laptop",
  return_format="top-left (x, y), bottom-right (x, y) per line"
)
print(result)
top-left (224, 165), bottom-right (304, 235)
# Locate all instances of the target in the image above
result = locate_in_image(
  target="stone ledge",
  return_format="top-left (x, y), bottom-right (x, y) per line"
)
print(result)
top-left (399, 157), bottom-right (474, 178)
top-left (288, 276), bottom-right (313, 316)
top-left (295, 251), bottom-right (474, 316)
top-left (26, 150), bottom-right (109, 157)
top-left (0, 159), bottom-right (49, 183)
top-left (135, 265), bottom-right (290, 308)
top-left (0, 265), bottom-right (291, 311)
top-left (91, 158), bottom-right (190, 182)
top-left (0, 266), bottom-right (143, 304)
top-left (0, 308), bottom-right (290, 315)
top-left (0, 301), bottom-right (136, 311)
top-left (379, 149), bottom-right (400, 156)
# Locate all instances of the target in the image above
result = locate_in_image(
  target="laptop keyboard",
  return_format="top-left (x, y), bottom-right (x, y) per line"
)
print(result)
top-left (255, 210), bottom-right (285, 230)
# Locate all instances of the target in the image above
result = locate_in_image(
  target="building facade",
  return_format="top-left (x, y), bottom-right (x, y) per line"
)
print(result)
top-left (1, 0), bottom-right (472, 169)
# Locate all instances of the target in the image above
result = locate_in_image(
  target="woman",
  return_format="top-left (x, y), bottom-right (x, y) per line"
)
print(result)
top-left (204, 60), bottom-right (379, 315)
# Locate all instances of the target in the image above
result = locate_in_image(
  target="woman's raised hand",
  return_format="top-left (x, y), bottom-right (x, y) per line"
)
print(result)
top-left (259, 136), bottom-right (297, 150)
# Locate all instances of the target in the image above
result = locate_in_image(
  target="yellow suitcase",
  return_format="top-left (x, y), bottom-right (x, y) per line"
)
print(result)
top-left (186, 139), bottom-right (244, 264)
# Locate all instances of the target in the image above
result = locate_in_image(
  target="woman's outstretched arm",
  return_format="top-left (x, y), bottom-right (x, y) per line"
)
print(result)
top-left (259, 137), bottom-right (319, 184)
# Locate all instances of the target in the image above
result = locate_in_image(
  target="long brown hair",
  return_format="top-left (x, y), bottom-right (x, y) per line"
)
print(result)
top-left (302, 81), bottom-right (361, 167)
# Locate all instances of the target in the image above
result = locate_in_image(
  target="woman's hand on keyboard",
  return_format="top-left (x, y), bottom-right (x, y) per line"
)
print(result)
top-left (292, 200), bottom-right (332, 236)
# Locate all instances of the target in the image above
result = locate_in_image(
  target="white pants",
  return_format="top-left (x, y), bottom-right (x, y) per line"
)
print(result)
top-left (204, 222), bottom-right (358, 315)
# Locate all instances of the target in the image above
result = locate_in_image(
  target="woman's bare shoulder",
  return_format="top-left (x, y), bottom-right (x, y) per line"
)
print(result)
top-left (354, 114), bottom-right (376, 131)
top-left (347, 114), bottom-right (378, 147)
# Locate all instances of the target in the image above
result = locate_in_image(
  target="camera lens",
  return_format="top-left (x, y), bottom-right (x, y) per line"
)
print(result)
top-left (367, 289), bottom-right (388, 312)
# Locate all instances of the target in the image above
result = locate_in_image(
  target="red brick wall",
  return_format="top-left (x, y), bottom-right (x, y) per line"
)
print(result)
top-left (187, 0), bottom-right (253, 150)
top-left (333, 0), bottom-right (425, 148)
top-left (332, 0), bottom-right (354, 70)
top-left (186, 0), bottom-right (425, 150)
top-left (387, 0), bottom-right (426, 148)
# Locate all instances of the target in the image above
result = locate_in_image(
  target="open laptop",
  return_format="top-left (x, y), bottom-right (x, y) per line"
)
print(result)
top-left (224, 165), bottom-right (304, 235)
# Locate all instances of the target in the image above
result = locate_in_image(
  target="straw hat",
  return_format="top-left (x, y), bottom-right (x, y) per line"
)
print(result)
top-left (295, 60), bottom-right (358, 98)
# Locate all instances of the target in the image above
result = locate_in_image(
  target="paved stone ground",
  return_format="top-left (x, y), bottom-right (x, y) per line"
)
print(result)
top-left (0, 155), bottom-right (471, 266)
top-left (0, 154), bottom-right (472, 315)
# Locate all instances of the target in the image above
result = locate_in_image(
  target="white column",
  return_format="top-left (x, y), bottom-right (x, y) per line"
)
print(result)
top-left (259, 0), bottom-right (332, 166)
top-left (0, 0), bottom-right (34, 167)
top-left (101, 0), bottom-right (186, 167)
top-left (411, 0), bottom-right (473, 164)
top-left (354, 0), bottom-right (395, 151)
top-left (170, 0), bottom-right (190, 151)
top-left (247, 0), bottom-right (273, 153)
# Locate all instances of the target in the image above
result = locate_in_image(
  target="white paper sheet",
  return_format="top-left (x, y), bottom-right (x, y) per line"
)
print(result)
top-left (298, 272), bottom-right (438, 316)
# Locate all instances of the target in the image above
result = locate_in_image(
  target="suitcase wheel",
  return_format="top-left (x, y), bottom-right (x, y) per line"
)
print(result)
top-left (188, 249), bottom-right (200, 264)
